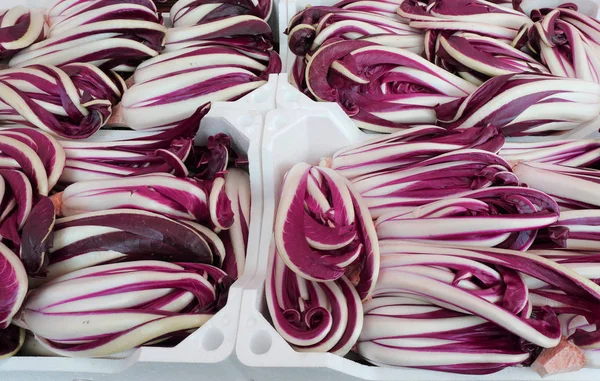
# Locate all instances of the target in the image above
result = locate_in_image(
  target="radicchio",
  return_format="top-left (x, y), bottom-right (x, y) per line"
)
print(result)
top-left (436, 73), bottom-right (600, 137)
top-left (304, 39), bottom-right (477, 132)
top-left (375, 186), bottom-right (560, 251)
top-left (9, 0), bottom-right (166, 72)
top-left (20, 260), bottom-right (231, 357)
top-left (274, 162), bottom-right (379, 300)
top-left (0, 64), bottom-right (125, 139)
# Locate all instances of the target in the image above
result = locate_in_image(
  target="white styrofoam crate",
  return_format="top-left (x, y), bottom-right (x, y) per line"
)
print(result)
top-left (0, 3), bottom-right (277, 378)
top-left (0, 1), bottom-right (278, 377)
top-left (0, 1), bottom-right (274, 380)
top-left (236, 106), bottom-right (600, 381)
top-left (0, 101), bottom-right (265, 381)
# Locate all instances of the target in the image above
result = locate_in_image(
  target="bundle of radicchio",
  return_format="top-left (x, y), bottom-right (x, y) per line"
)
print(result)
top-left (26, 208), bottom-right (226, 280)
top-left (164, 15), bottom-right (275, 52)
top-left (286, 6), bottom-right (424, 92)
top-left (358, 241), bottom-right (600, 374)
top-left (335, 0), bottom-right (408, 20)
top-left (351, 149), bottom-right (518, 218)
top-left (521, 249), bottom-right (600, 350)
top-left (57, 173), bottom-right (234, 231)
top-left (58, 104), bottom-right (210, 183)
top-left (425, 31), bottom-right (549, 85)
top-left (286, 6), bottom-right (424, 58)
top-left (170, 0), bottom-right (273, 27)
top-left (50, 129), bottom-right (252, 280)
top-left (0, 127), bottom-right (65, 257)
top-left (516, 4), bottom-right (600, 83)
top-left (274, 162), bottom-right (380, 300)
top-left (0, 64), bottom-right (125, 139)
top-left (0, 242), bottom-right (27, 359)
top-left (19, 260), bottom-right (232, 357)
top-left (0, 127), bottom-right (67, 359)
top-left (303, 39), bottom-right (477, 132)
top-left (512, 161), bottom-right (600, 209)
top-left (437, 73), bottom-right (600, 137)
top-left (398, 0), bottom-right (532, 42)
top-left (325, 123), bottom-right (505, 179)
top-left (534, 210), bottom-right (600, 251)
top-left (500, 139), bottom-right (600, 168)
top-left (123, 44), bottom-right (280, 130)
top-left (165, 0), bottom-right (275, 53)
top-left (265, 250), bottom-right (363, 355)
top-left (9, 0), bottom-right (167, 72)
top-left (396, 1), bottom-right (550, 84)
top-left (375, 186), bottom-right (560, 251)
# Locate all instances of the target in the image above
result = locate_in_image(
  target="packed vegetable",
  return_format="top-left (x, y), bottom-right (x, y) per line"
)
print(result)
top-left (0, 0), bottom-right (266, 359)
top-left (121, 0), bottom-right (281, 130)
top-left (263, 0), bottom-right (600, 376)
top-left (9, 0), bottom-right (167, 72)
top-left (2, 0), bottom-right (600, 377)
top-left (287, 0), bottom-right (600, 137)
top-left (271, 1), bottom-right (600, 370)
top-left (122, 44), bottom-right (280, 130)
top-left (21, 260), bottom-right (229, 357)
top-left (269, 120), bottom-right (600, 375)
top-left (0, 110), bottom-right (252, 358)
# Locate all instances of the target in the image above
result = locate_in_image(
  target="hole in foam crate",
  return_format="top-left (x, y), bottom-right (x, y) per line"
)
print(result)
top-left (202, 328), bottom-right (225, 351)
top-left (249, 330), bottom-right (272, 355)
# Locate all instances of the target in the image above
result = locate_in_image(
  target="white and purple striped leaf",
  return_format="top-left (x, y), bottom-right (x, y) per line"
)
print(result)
top-left (326, 124), bottom-right (505, 179)
top-left (398, 0), bottom-right (532, 40)
top-left (21, 260), bottom-right (231, 357)
top-left (0, 6), bottom-right (46, 60)
top-left (60, 173), bottom-right (233, 230)
top-left (164, 15), bottom-right (273, 52)
top-left (500, 139), bottom-right (600, 168)
top-left (274, 162), bottom-right (379, 300)
top-left (10, 0), bottom-right (166, 72)
top-left (357, 241), bottom-right (600, 373)
top-left (58, 103), bottom-right (209, 183)
top-left (0, 242), bottom-right (27, 331)
top-left (123, 45), bottom-right (280, 130)
top-left (0, 64), bottom-right (125, 139)
top-left (375, 186), bottom-right (560, 251)
top-left (171, 0), bottom-right (273, 27)
top-left (265, 251), bottom-right (363, 355)
top-left (334, 0), bottom-right (407, 20)
top-left (305, 39), bottom-right (477, 132)
top-left (520, 5), bottom-right (600, 83)
top-left (352, 149), bottom-right (518, 218)
top-left (220, 168), bottom-right (251, 280)
top-left (38, 208), bottom-right (219, 280)
top-left (286, 6), bottom-right (423, 57)
top-left (534, 209), bottom-right (600, 251)
top-left (0, 127), bottom-right (66, 191)
top-left (437, 73), bottom-right (600, 137)
top-left (431, 31), bottom-right (549, 86)
top-left (512, 161), bottom-right (600, 209)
